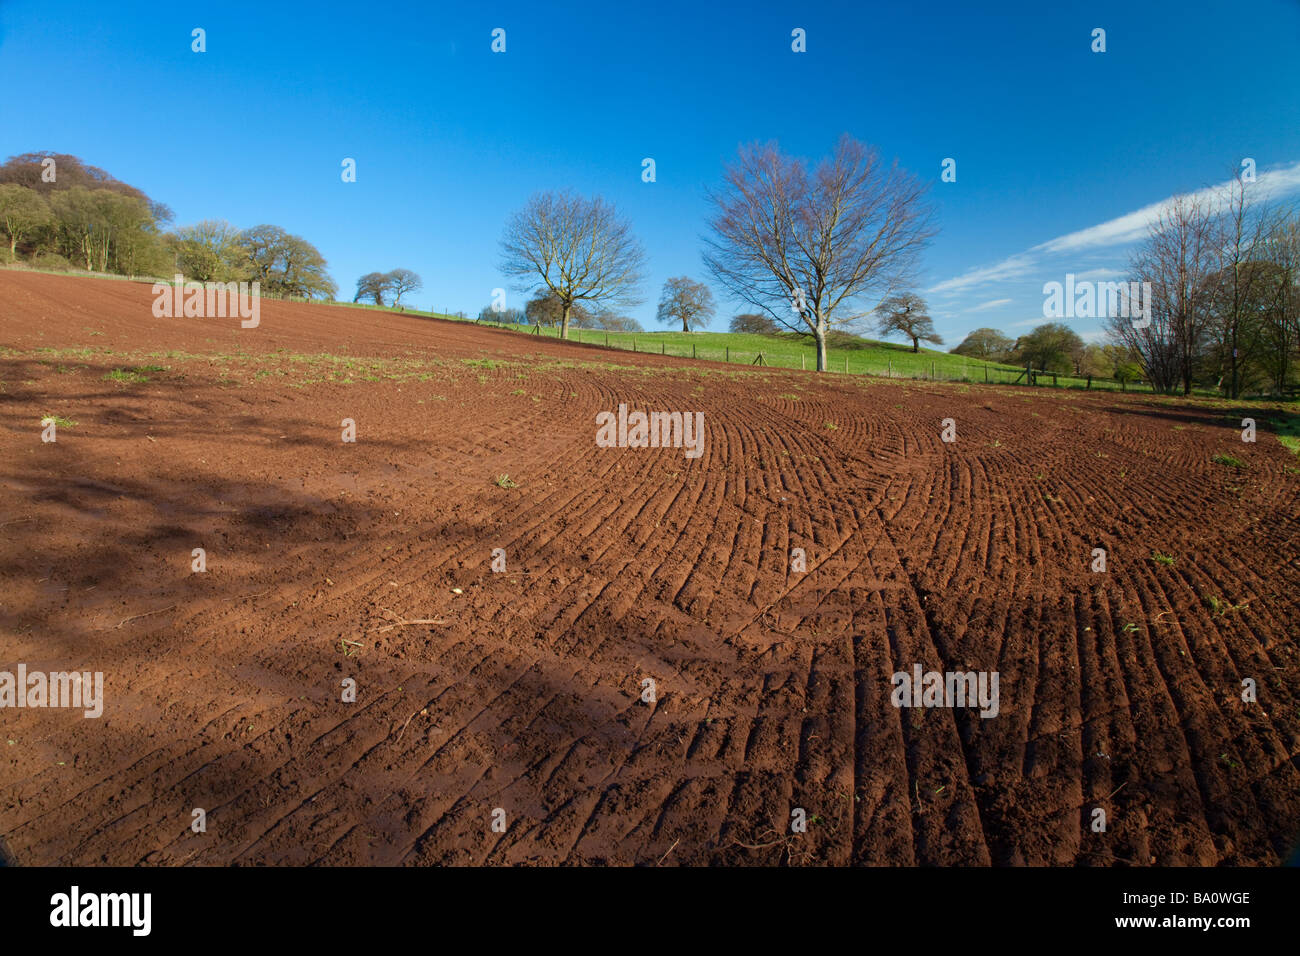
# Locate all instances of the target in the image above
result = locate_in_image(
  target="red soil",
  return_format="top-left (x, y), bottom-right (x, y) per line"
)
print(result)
top-left (1, 270), bottom-right (1298, 866)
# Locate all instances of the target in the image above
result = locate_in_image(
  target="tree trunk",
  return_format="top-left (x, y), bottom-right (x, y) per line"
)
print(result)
top-left (1229, 338), bottom-right (1239, 399)
top-left (814, 323), bottom-right (828, 372)
top-left (560, 303), bottom-right (571, 340)
top-left (911, 336), bottom-right (919, 353)
top-left (682, 316), bottom-right (689, 333)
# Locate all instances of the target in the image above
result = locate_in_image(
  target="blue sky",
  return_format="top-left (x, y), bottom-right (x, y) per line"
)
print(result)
top-left (2, 0), bottom-right (1298, 345)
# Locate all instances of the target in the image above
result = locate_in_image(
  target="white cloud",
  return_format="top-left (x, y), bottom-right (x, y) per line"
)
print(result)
top-left (1072, 268), bottom-right (1124, 281)
top-left (969, 297), bottom-right (1012, 312)
top-left (928, 253), bottom-right (1036, 294)
top-left (928, 160), bottom-right (1300, 295)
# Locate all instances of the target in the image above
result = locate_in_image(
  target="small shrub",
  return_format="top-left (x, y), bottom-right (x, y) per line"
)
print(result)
top-left (32, 253), bottom-right (73, 271)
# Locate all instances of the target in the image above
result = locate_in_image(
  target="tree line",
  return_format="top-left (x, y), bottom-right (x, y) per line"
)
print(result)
top-left (947, 179), bottom-right (1299, 397)
top-left (0, 152), bottom-right (338, 300)
top-left (951, 323), bottom-right (1142, 387)
top-left (1107, 178), bottom-right (1298, 398)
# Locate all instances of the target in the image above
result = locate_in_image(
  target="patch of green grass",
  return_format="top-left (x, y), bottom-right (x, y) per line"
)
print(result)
top-left (494, 474), bottom-right (518, 489)
top-left (104, 368), bottom-right (150, 384)
top-left (1151, 551), bottom-right (1175, 567)
top-left (41, 414), bottom-right (76, 428)
top-left (1211, 453), bottom-right (1246, 469)
top-left (1266, 411), bottom-right (1300, 458)
top-left (440, 321), bottom-right (1047, 383)
top-left (1203, 594), bottom-right (1248, 617)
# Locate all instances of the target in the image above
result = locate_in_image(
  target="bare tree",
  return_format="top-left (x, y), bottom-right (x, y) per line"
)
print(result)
top-left (874, 292), bottom-right (941, 352)
top-left (1108, 195), bottom-right (1218, 395)
top-left (1258, 212), bottom-right (1300, 392)
top-left (354, 272), bottom-right (391, 305)
top-left (656, 276), bottom-right (715, 332)
top-left (702, 135), bottom-right (934, 371)
top-left (1208, 175), bottom-right (1277, 397)
top-left (499, 191), bottom-right (646, 340)
top-left (386, 268), bottom-right (422, 307)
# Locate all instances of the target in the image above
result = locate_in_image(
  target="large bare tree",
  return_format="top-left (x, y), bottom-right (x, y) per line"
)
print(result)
top-left (499, 191), bottom-right (646, 340)
top-left (1207, 176), bottom-right (1284, 397)
top-left (702, 135), bottom-right (935, 371)
top-left (1108, 194), bottom-right (1219, 395)
top-left (656, 276), bottom-right (715, 332)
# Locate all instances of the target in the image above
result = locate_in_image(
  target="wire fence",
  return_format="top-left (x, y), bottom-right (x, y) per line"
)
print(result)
top-left (471, 320), bottom-right (1141, 392)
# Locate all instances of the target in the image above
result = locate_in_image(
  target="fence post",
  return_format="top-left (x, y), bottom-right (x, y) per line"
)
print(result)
top-left (801, 353), bottom-right (805, 371)
top-left (633, 339), bottom-right (636, 352)
top-left (845, 356), bottom-right (848, 374)
top-left (662, 342), bottom-right (665, 355)
top-left (693, 344), bottom-right (696, 359)
top-left (931, 360), bottom-right (935, 379)
top-left (985, 365), bottom-right (988, 384)
top-left (726, 347), bottom-right (729, 362)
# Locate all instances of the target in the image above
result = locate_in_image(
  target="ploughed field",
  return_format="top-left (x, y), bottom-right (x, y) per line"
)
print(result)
top-left (1, 270), bottom-right (1298, 866)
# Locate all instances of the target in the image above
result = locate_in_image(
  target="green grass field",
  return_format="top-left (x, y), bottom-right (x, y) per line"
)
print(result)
top-left (428, 311), bottom-right (1137, 390)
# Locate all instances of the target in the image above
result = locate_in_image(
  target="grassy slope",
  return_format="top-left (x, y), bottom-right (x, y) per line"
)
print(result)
top-left (348, 301), bottom-right (1123, 389)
